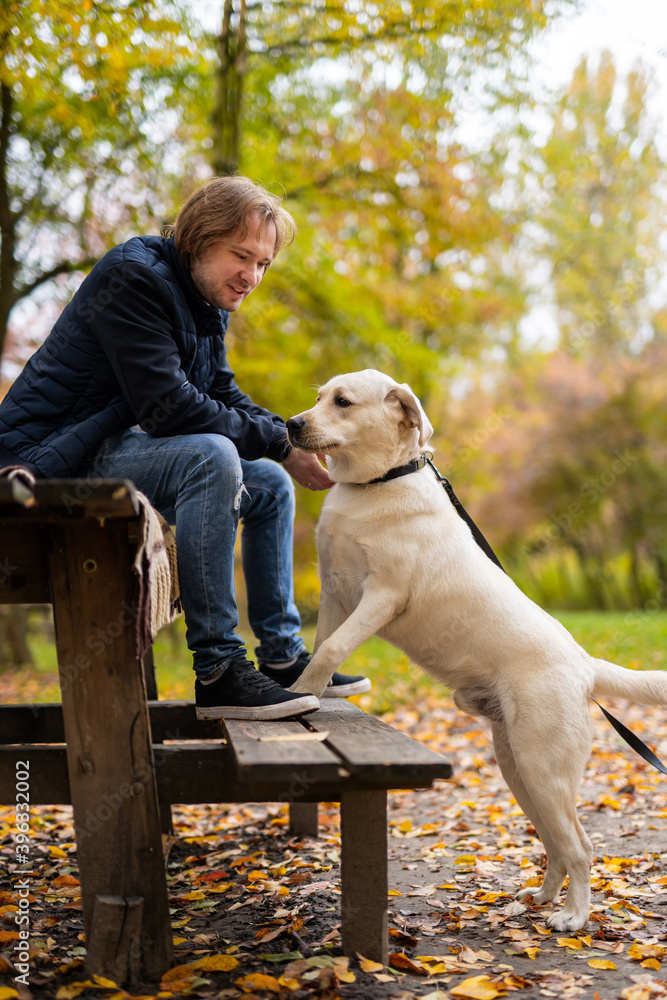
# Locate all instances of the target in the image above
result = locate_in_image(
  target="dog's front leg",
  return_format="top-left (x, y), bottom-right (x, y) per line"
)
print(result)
top-left (291, 587), bottom-right (402, 698)
top-left (312, 583), bottom-right (349, 655)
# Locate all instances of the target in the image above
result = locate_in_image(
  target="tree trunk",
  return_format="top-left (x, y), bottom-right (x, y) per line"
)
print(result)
top-left (652, 549), bottom-right (667, 606)
top-left (0, 605), bottom-right (33, 666)
top-left (211, 0), bottom-right (247, 176)
top-left (0, 82), bottom-right (18, 362)
top-left (571, 540), bottom-right (607, 610)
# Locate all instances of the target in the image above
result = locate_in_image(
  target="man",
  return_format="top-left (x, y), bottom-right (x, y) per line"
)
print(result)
top-left (0, 175), bottom-right (370, 720)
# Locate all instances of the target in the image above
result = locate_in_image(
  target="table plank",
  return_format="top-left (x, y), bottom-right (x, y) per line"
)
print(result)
top-left (307, 701), bottom-right (453, 785)
top-left (223, 717), bottom-right (344, 783)
top-left (0, 701), bottom-right (226, 744)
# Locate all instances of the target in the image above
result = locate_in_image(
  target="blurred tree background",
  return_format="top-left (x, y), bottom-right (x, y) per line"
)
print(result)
top-left (1, 0), bottom-right (667, 646)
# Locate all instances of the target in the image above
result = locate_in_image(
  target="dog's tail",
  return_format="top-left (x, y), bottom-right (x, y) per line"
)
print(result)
top-left (593, 658), bottom-right (667, 706)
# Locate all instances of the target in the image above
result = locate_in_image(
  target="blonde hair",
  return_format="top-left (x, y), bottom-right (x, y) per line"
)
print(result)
top-left (163, 176), bottom-right (296, 269)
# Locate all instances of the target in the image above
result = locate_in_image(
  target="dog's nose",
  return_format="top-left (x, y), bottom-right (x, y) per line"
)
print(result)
top-left (286, 416), bottom-right (305, 440)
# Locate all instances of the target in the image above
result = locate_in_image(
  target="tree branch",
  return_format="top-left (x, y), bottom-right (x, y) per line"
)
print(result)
top-left (15, 257), bottom-right (98, 303)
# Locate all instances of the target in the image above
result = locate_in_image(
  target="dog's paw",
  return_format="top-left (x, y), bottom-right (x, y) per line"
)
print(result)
top-left (544, 909), bottom-right (589, 932)
top-left (289, 680), bottom-right (312, 694)
top-left (517, 886), bottom-right (557, 906)
top-left (290, 679), bottom-right (326, 697)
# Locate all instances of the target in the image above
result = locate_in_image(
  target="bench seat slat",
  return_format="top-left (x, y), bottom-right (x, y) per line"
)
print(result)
top-left (308, 702), bottom-right (453, 783)
top-left (223, 718), bottom-right (343, 782)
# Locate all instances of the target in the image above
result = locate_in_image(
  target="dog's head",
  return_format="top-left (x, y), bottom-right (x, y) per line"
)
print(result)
top-left (286, 369), bottom-right (434, 483)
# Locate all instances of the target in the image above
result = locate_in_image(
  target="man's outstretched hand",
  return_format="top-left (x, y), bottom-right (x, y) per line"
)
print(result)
top-left (283, 449), bottom-right (333, 490)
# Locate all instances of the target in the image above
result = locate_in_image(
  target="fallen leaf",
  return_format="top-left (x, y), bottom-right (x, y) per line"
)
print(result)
top-left (640, 958), bottom-right (662, 971)
top-left (161, 953), bottom-right (239, 982)
top-left (195, 955), bottom-right (241, 972)
top-left (357, 953), bottom-right (384, 973)
top-left (389, 953), bottom-right (428, 975)
top-left (557, 937), bottom-right (584, 950)
top-left (629, 942), bottom-right (666, 961)
top-left (450, 975), bottom-right (505, 999)
top-left (235, 972), bottom-right (282, 992)
top-left (588, 959), bottom-right (617, 970)
top-left (53, 875), bottom-right (80, 887)
top-left (333, 957), bottom-right (356, 983)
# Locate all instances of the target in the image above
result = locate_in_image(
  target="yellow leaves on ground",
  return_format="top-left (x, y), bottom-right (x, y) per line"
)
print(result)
top-left (588, 958), bottom-right (617, 970)
top-left (389, 952), bottom-right (430, 975)
top-left (557, 936), bottom-right (586, 949)
top-left (391, 818), bottom-right (441, 838)
top-left (235, 972), bottom-right (282, 992)
top-left (629, 941), bottom-right (666, 962)
top-left (357, 952), bottom-right (384, 973)
top-left (161, 953), bottom-right (239, 986)
top-left (55, 976), bottom-right (117, 999)
top-left (450, 974), bottom-right (506, 999)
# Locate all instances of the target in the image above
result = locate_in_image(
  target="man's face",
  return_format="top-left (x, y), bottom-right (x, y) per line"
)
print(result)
top-left (190, 211), bottom-right (276, 311)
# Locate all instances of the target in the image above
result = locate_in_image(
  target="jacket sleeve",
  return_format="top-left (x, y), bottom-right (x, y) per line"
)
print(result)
top-left (88, 262), bottom-right (290, 462)
top-left (207, 360), bottom-right (292, 462)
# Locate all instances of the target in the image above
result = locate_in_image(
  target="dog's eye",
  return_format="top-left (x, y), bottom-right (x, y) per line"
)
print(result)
top-left (334, 396), bottom-right (352, 408)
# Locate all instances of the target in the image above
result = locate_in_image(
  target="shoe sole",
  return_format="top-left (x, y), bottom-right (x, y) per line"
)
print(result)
top-left (195, 694), bottom-right (320, 721)
top-left (321, 678), bottom-right (372, 698)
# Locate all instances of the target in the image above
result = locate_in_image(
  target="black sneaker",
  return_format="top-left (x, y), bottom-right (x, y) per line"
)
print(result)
top-left (259, 651), bottom-right (371, 699)
top-left (195, 657), bottom-right (320, 720)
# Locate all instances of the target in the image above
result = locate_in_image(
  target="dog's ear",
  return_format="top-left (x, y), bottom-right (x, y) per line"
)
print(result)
top-left (385, 384), bottom-right (434, 446)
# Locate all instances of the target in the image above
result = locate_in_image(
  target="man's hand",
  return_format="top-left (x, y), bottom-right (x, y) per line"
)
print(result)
top-left (283, 449), bottom-right (333, 490)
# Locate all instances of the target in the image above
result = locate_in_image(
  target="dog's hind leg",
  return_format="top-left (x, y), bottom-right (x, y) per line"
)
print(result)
top-left (491, 707), bottom-right (593, 932)
top-left (490, 720), bottom-right (567, 902)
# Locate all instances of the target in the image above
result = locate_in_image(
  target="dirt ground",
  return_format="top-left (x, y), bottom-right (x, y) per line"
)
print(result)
top-left (3, 698), bottom-right (667, 1000)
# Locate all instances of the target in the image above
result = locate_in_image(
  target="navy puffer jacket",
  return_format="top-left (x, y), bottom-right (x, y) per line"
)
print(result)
top-left (0, 236), bottom-right (291, 477)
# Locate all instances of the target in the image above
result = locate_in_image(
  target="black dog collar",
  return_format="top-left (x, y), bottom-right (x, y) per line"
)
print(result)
top-left (359, 454), bottom-right (428, 486)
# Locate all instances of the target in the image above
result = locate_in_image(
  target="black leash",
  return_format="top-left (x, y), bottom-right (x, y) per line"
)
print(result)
top-left (420, 453), bottom-right (667, 776)
top-left (424, 455), bottom-right (505, 573)
top-left (590, 698), bottom-right (667, 776)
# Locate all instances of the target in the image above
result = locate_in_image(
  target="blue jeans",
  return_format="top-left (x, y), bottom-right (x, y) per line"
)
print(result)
top-left (85, 429), bottom-right (306, 681)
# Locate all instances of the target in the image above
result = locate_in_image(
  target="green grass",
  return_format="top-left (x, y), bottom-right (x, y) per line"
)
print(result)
top-left (4, 607), bottom-right (667, 715)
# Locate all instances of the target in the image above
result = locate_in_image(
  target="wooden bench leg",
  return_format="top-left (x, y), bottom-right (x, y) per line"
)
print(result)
top-left (289, 802), bottom-right (318, 837)
top-left (86, 895), bottom-right (143, 985)
top-left (50, 521), bottom-right (173, 982)
top-left (142, 647), bottom-right (173, 836)
top-left (340, 790), bottom-right (388, 965)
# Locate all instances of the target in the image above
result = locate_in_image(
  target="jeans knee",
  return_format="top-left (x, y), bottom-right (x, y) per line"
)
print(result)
top-left (241, 459), bottom-right (295, 518)
top-left (184, 435), bottom-right (242, 495)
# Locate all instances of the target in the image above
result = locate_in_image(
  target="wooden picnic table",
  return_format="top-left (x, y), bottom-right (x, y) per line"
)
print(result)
top-left (0, 477), bottom-right (452, 984)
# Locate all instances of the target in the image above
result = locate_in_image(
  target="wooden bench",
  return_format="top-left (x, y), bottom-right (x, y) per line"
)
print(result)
top-left (0, 477), bottom-right (452, 984)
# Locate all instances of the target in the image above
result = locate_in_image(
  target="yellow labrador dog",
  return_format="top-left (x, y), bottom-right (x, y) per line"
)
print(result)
top-left (286, 368), bottom-right (667, 932)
